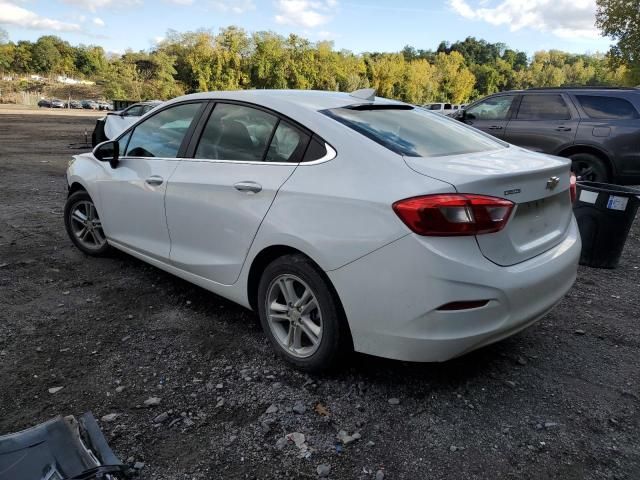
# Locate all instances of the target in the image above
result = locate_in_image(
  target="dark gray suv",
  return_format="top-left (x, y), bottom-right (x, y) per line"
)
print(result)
top-left (455, 87), bottom-right (640, 184)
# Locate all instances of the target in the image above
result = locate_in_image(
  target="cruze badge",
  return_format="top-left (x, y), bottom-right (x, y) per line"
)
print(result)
top-left (546, 176), bottom-right (560, 190)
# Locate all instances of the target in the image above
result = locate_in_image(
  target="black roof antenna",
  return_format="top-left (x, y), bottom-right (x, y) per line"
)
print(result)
top-left (349, 88), bottom-right (376, 101)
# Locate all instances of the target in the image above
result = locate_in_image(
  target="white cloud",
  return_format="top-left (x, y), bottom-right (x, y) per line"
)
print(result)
top-left (61, 0), bottom-right (142, 13)
top-left (0, 1), bottom-right (82, 32)
top-left (449, 0), bottom-right (601, 40)
top-left (210, 0), bottom-right (255, 14)
top-left (93, 17), bottom-right (105, 26)
top-left (274, 0), bottom-right (337, 28)
top-left (166, 0), bottom-right (194, 5)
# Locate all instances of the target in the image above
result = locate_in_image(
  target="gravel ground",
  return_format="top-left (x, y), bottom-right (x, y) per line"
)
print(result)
top-left (1, 113), bottom-right (639, 480)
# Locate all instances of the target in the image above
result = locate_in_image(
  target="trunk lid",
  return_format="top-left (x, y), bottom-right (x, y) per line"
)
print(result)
top-left (404, 146), bottom-right (573, 266)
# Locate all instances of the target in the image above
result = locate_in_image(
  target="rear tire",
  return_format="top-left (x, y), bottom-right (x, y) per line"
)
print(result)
top-left (257, 254), bottom-right (352, 372)
top-left (64, 191), bottom-right (111, 256)
top-left (570, 153), bottom-right (609, 183)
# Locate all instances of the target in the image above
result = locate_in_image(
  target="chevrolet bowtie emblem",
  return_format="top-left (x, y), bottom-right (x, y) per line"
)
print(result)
top-left (546, 176), bottom-right (560, 190)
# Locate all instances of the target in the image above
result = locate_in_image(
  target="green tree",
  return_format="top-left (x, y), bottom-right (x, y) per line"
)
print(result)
top-left (596, 0), bottom-right (640, 83)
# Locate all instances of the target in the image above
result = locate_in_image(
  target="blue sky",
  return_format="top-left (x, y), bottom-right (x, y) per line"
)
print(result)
top-left (0, 0), bottom-right (612, 56)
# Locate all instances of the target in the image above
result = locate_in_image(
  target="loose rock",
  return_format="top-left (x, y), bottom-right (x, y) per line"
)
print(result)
top-left (316, 464), bottom-right (331, 477)
top-left (153, 412), bottom-right (169, 423)
top-left (388, 398), bottom-right (400, 405)
top-left (293, 401), bottom-right (306, 414)
top-left (101, 413), bottom-right (119, 422)
top-left (144, 396), bottom-right (161, 407)
top-left (48, 386), bottom-right (63, 394)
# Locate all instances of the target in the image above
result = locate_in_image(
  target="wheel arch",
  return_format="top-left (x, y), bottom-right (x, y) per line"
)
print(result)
top-left (557, 144), bottom-right (615, 177)
top-left (246, 245), bottom-right (352, 345)
top-left (68, 181), bottom-right (87, 196)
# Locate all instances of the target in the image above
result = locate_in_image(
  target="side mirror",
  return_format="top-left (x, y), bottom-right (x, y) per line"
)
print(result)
top-left (93, 140), bottom-right (119, 169)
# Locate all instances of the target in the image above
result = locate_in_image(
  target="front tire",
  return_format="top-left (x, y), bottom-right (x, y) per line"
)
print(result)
top-left (570, 153), bottom-right (609, 183)
top-left (257, 254), bottom-right (351, 372)
top-left (64, 190), bottom-right (111, 256)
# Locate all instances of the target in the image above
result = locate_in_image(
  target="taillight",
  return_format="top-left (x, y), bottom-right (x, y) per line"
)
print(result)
top-left (570, 172), bottom-right (577, 203)
top-left (392, 194), bottom-right (514, 236)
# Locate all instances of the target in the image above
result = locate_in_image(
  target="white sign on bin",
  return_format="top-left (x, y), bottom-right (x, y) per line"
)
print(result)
top-left (579, 190), bottom-right (598, 204)
top-left (607, 195), bottom-right (628, 211)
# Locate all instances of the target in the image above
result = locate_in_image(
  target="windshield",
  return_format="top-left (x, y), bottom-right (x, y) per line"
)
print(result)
top-left (323, 106), bottom-right (506, 157)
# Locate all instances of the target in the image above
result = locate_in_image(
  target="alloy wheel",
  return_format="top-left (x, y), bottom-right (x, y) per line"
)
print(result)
top-left (265, 274), bottom-right (323, 358)
top-left (68, 200), bottom-right (106, 251)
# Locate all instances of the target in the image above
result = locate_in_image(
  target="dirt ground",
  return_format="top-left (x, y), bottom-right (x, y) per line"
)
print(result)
top-left (0, 112), bottom-right (639, 480)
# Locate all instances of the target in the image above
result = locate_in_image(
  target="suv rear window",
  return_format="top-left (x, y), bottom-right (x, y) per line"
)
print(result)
top-left (576, 95), bottom-right (640, 119)
top-left (322, 106), bottom-right (504, 157)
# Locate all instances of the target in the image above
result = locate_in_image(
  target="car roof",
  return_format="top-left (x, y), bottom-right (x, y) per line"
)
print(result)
top-left (163, 89), bottom-right (404, 118)
top-left (498, 87), bottom-right (639, 94)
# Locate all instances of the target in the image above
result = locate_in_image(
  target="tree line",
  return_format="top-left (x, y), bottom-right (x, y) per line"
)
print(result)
top-left (0, 26), bottom-right (635, 104)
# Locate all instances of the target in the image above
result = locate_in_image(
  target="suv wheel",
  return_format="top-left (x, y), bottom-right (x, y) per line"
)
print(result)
top-left (257, 254), bottom-right (352, 372)
top-left (570, 153), bottom-right (609, 183)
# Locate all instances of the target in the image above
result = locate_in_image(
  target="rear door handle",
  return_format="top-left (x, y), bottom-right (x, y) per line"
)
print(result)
top-left (234, 181), bottom-right (262, 194)
top-left (555, 126), bottom-right (572, 132)
top-left (488, 125), bottom-right (503, 130)
top-left (145, 175), bottom-right (164, 186)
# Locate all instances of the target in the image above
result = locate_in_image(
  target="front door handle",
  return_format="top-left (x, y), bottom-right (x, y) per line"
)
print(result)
top-left (488, 125), bottom-right (503, 130)
top-left (145, 175), bottom-right (164, 186)
top-left (234, 181), bottom-right (262, 194)
top-left (555, 126), bottom-right (572, 132)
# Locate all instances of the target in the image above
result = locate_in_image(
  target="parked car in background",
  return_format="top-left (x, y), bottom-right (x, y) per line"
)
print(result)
top-left (454, 87), bottom-right (640, 184)
top-left (423, 102), bottom-right (454, 115)
top-left (98, 101), bottom-right (113, 111)
top-left (69, 100), bottom-right (83, 109)
top-left (92, 100), bottom-right (162, 146)
top-left (68, 89), bottom-right (580, 371)
top-left (50, 99), bottom-right (65, 108)
top-left (82, 100), bottom-right (99, 110)
top-left (37, 99), bottom-right (51, 108)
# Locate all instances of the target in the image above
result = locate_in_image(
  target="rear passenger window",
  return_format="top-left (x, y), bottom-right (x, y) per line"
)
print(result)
top-left (576, 95), bottom-right (639, 119)
top-left (516, 95), bottom-right (571, 120)
top-left (265, 122), bottom-right (309, 163)
top-left (196, 103), bottom-right (278, 161)
top-left (303, 137), bottom-right (328, 162)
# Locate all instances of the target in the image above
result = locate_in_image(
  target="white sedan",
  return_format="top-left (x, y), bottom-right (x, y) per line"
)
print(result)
top-left (92, 101), bottom-right (162, 146)
top-left (65, 89), bottom-right (581, 371)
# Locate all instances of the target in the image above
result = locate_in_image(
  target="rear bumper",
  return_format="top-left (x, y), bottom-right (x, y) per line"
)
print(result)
top-left (328, 217), bottom-right (581, 362)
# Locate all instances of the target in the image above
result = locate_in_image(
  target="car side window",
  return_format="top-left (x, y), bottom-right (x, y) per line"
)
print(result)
top-left (124, 102), bottom-right (202, 158)
top-left (195, 103), bottom-right (278, 161)
top-left (576, 95), bottom-right (640, 120)
top-left (265, 121), bottom-right (309, 163)
top-left (516, 94), bottom-right (571, 120)
top-left (466, 96), bottom-right (514, 120)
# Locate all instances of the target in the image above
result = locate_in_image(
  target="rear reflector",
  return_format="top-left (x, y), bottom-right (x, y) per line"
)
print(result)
top-left (392, 194), bottom-right (514, 236)
top-left (437, 300), bottom-right (490, 311)
top-left (570, 172), bottom-right (577, 203)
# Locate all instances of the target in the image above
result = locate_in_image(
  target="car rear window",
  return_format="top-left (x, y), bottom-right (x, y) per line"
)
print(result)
top-left (322, 105), bottom-right (504, 157)
top-left (576, 95), bottom-right (640, 120)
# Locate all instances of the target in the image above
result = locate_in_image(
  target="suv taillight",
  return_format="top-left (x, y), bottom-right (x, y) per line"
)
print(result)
top-left (392, 194), bottom-right (514, 236)
top-left (570, 172), bottom-right (577, 203)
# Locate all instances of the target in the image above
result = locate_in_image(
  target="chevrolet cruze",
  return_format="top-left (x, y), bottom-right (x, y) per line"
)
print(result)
top-left (64, 89), bottom-right (581, 371)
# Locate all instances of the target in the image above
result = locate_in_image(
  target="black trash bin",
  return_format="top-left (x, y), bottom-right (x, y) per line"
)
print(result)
top-left (573, 181), bottom-right (640, 268)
